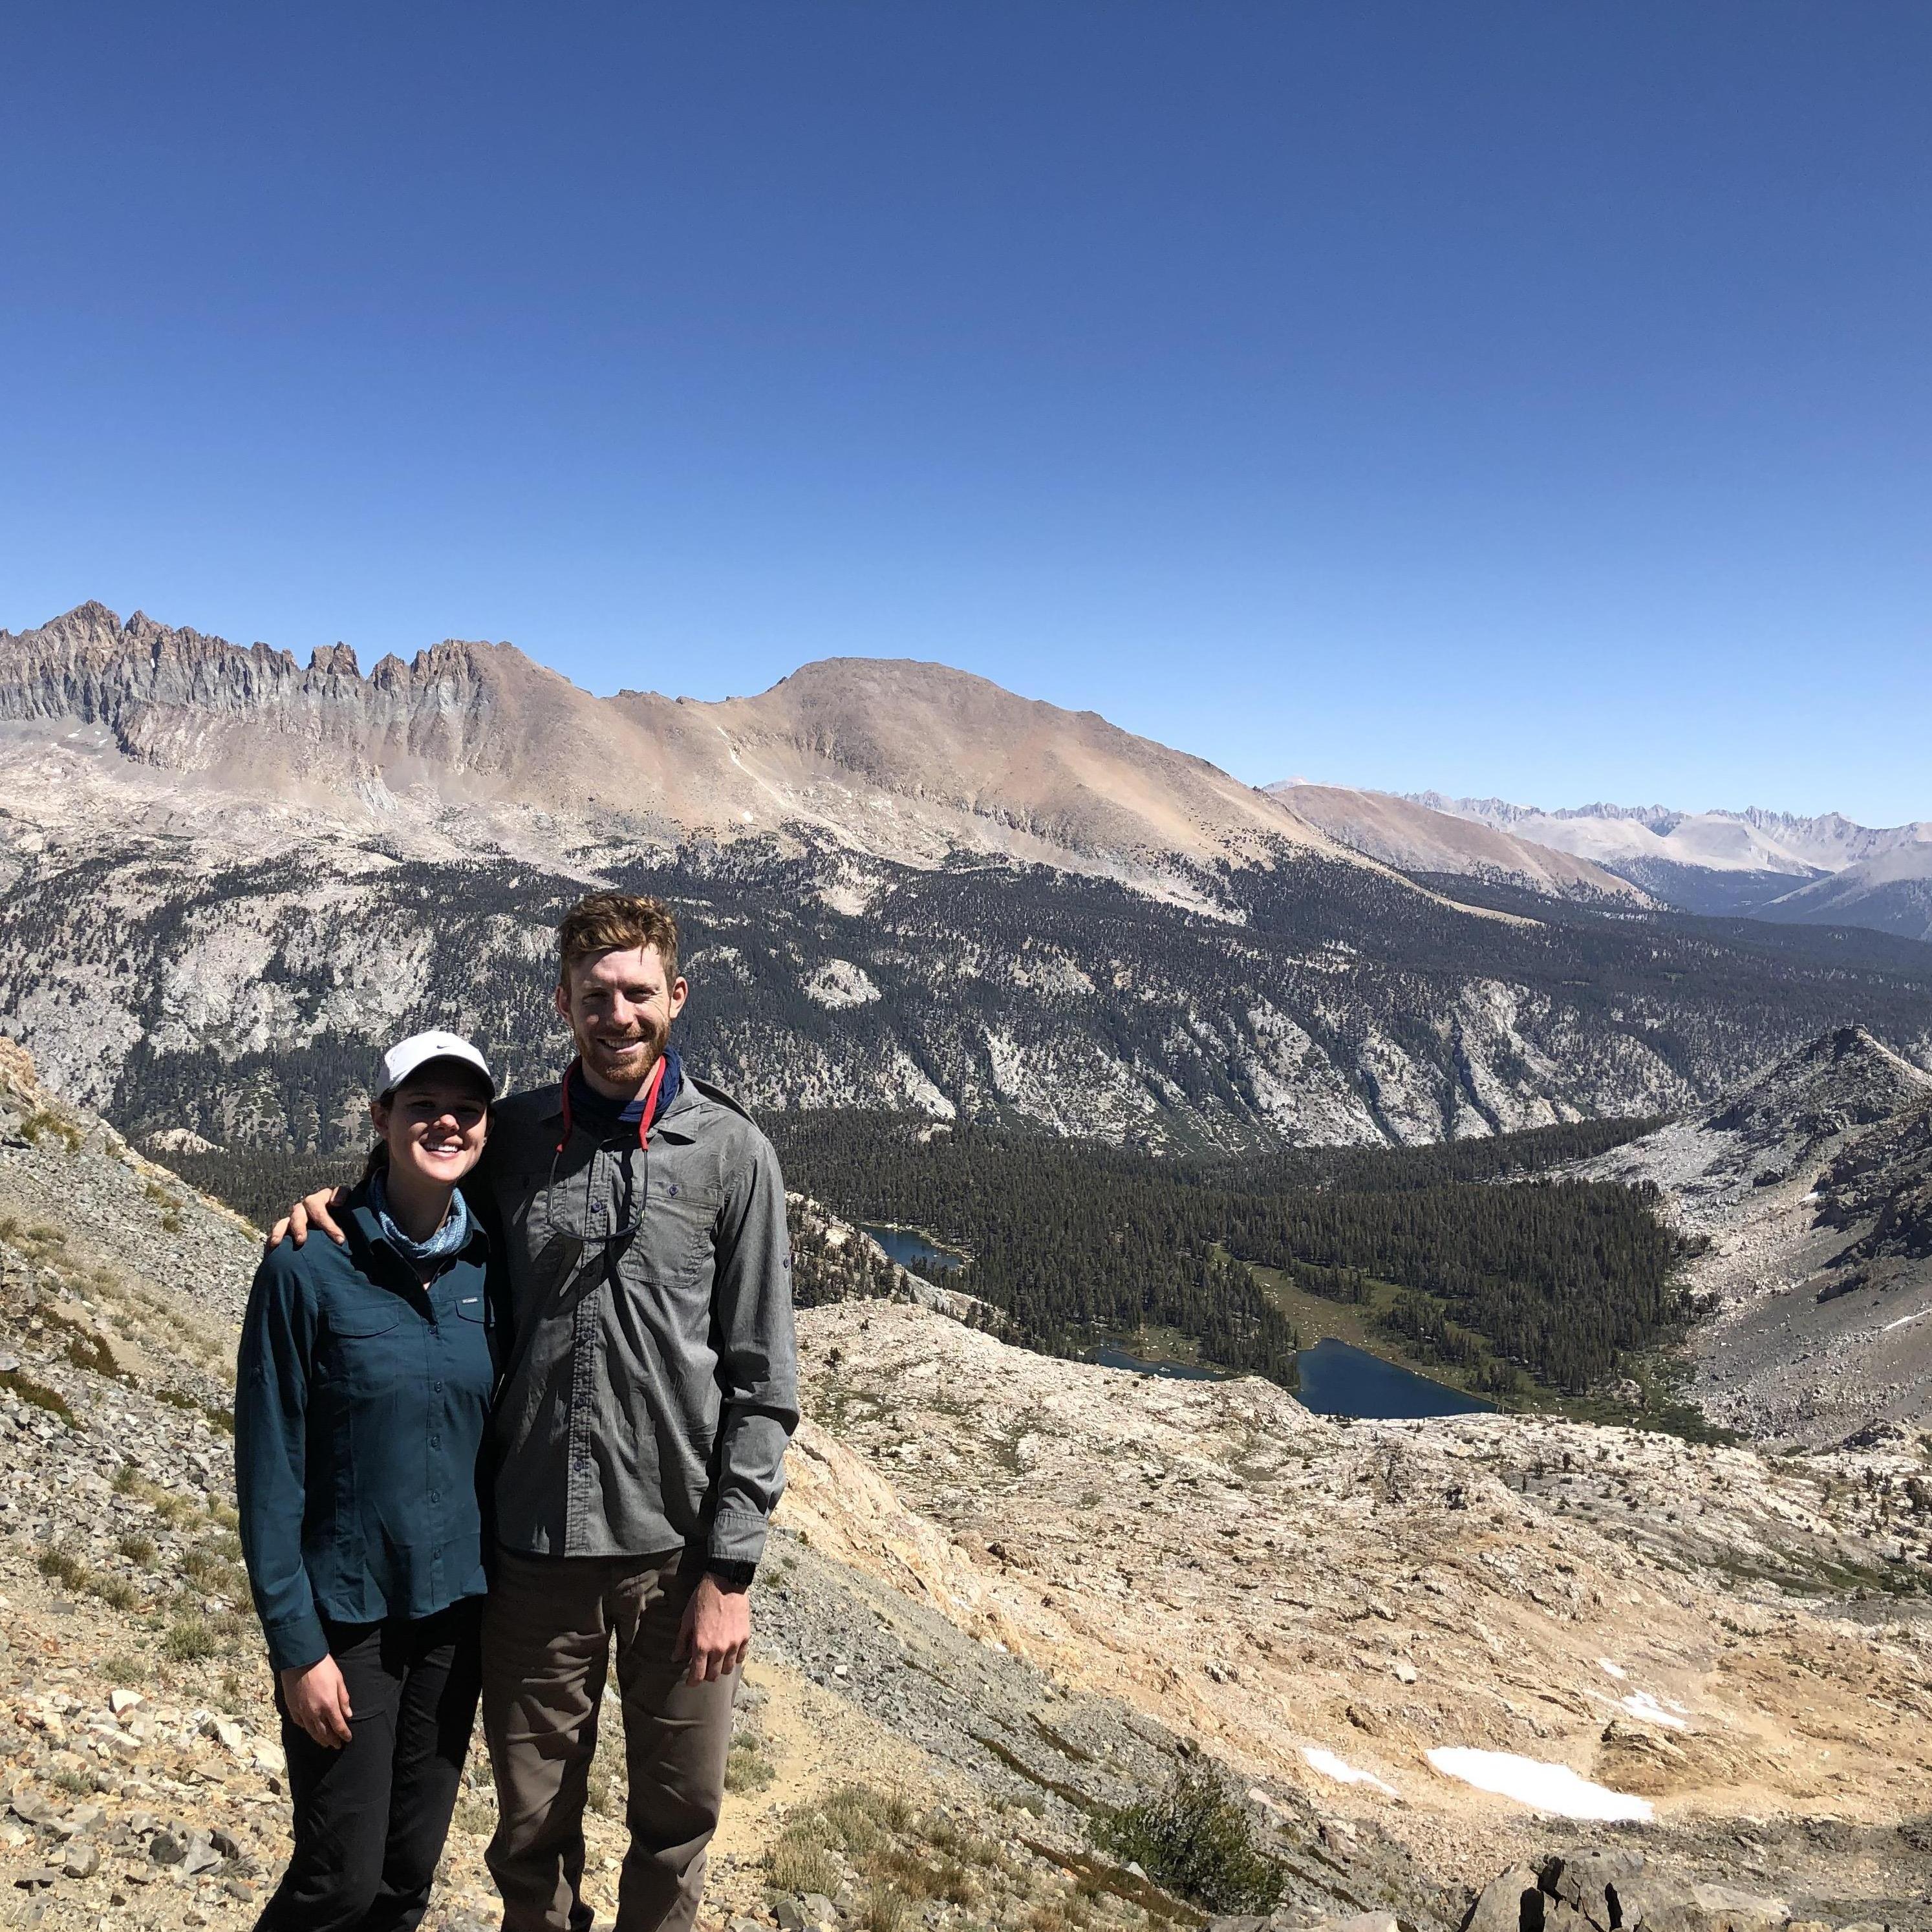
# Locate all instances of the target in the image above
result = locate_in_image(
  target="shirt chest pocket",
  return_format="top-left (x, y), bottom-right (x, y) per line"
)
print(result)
top-left (636, 1182), bottom-right (722, 1289)
top-left (321, 1293), bottom-right (413, 1395)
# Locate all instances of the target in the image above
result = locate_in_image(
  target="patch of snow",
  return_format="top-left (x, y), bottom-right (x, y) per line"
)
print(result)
top-left (1424, 1748), bottom-right (1653, 1822)
top-left (1617, 1691), bottom-right (1688, 1731)
top-left (1303, 1748), bottom-right (1396, 1797)
top-left (1596, 1659), bottom-right (1627, 1680)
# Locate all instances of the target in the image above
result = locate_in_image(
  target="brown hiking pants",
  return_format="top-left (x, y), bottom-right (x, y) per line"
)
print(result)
top-left (482, 1549), bottom-right (738, 1932)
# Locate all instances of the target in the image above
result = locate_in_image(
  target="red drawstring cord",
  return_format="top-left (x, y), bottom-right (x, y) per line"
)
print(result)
top-left (555, 1053), bottom-right (667, 1153)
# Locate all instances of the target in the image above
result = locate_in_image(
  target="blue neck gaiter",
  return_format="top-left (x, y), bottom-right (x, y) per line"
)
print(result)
top-left (368, 1165), bottom-right (473, 1267)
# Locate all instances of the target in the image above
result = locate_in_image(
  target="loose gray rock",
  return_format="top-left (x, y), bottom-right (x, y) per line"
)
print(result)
top-left (180, 1832), bottom-right (222, 1876)
top-left (1460, 1868), bottom-right (1542, 1932)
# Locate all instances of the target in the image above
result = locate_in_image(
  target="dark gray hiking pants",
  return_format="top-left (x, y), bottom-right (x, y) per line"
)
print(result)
top-left (482, 1549), bottom-right (738, 1932)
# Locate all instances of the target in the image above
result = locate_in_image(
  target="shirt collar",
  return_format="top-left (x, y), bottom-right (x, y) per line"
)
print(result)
top-left (552, 1049), bottom-right (692, 1141)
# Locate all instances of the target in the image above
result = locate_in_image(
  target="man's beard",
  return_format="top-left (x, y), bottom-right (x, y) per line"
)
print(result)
top-left (574, 1020), bottom-right (667, 1092)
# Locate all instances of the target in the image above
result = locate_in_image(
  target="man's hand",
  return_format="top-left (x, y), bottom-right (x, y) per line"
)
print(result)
top-left (281, 1655), bottom-right (354, 1748)
top-left (676, 1572), bottom-right (751, 1685)
top-left (268, 1186), bottom-right (350, 1253)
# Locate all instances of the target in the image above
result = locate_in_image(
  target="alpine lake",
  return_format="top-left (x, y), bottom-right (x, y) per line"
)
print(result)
top-left (1084, 1336), bottom-right (1492, 1418)
top-left (859, 1225), bottom-right (1493, 1421)
top-left (859, 1224), bottom-right (967, 1274)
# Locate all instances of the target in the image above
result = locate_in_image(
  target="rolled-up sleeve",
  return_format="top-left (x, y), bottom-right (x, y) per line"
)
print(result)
top-left (706, 1133), bottom-right (800, 1566)
top-left (235, 1247), bottom-right (328, 1673)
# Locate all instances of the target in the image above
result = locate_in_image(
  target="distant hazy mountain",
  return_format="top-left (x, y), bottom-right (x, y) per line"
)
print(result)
top-left (4, 603), bottom-right (1931, 1153)
top-left (1263, 782), bottom-right (1647, 904)
top-left (1408, 795), bottom-right (1932, 939)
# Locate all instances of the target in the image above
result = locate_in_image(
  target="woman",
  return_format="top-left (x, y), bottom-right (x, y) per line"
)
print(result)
top-left (237, 1028), bottom-right (498, 1932)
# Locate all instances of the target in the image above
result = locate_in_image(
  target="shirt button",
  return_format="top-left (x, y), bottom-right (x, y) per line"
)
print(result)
top-left (434, 1381), bottom-right (444, 1393)
top-left (429, 1435), bottom-right (440, 1448)
top-left (429, 1490), bottom-right (440, 1502)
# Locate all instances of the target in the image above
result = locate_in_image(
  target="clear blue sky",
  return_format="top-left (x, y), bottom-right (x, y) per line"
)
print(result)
top-left (3, 5), bottom-right (1928, 822)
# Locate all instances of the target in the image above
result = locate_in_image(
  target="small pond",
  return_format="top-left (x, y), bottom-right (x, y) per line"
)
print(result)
top-left (1084, 1335), bottom-right (1494, 1417)
top-left (1291, 1337), bottom-right (1492, 1419)
top-left (860, 1223), bottom-right (966, 1273)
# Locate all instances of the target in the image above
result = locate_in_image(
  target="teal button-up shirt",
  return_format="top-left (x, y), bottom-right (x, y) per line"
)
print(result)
top-left (235, 1188), bottom-right (496, 1674)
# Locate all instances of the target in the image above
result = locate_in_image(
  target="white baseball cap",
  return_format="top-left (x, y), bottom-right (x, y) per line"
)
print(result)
top-left (374, 1029), bottom-right (496, 1102)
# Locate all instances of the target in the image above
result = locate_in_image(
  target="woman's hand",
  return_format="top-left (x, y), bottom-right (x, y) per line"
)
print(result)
top-left (281, 1655), bottom-right (354, 1748)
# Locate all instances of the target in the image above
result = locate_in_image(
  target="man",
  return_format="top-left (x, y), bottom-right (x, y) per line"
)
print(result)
top-left (281, 893), bottom-right (799, 1932)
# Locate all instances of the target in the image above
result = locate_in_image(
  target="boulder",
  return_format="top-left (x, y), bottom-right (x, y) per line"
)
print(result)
top-left (1470, 1852), bottom-right (1794, 1932)
top-left (1462, 1865), bottom-right (1543, 1932)
top-left (1617, 1876), bottom-right (1787, 1932)
top-left (1541, 1849), bottom-right (1648, 1930)
top-left (179, 1833), bottom-right (222, 1876)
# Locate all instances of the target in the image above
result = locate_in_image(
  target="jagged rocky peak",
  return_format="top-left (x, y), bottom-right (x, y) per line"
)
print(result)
top-left (0, 600), bottom-right (527, 700)
top-left (0, 603), bottom-right (599, 796)
top-left (1704, 1023), bottom-right (1932, 1144)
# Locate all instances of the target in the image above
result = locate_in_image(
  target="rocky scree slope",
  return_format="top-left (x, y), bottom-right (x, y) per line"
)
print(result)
top-left (1575, 1029), bottom-right (1932, 1444)
top-left (5, 1052), bottom-right (1932, 1928)
top-left (791, 1300), bottom-right (1932, 1923)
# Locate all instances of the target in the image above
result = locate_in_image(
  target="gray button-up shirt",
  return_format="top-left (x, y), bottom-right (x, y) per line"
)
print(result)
top-left (473, 1068), bottom-right (799, 1564)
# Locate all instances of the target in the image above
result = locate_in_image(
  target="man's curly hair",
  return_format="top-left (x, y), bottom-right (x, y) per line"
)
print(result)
top-left (556, 892), bottom-right (680, 988)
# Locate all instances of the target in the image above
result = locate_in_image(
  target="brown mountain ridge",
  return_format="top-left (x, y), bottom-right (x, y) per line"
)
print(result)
top-left (0, 602), bottom-right (1352, 888)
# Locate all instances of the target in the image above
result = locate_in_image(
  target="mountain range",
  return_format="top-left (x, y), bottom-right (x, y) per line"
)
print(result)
top-left (1261, 783), bottom-right (1644, 904)
top-left (1, 601), bottom-right (1338, 896)
top-left (1403, 793), bottom-right (1932, 937)
top-left (1, 602), bottom-right (1929, 1154)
